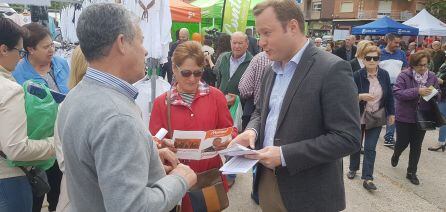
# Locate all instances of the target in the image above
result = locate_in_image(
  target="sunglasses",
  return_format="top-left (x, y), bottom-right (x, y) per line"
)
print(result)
top-left (364, 56), bottom-right (380, 62)
top-left (13, 47), bottom-right (27, 58)
top-left (417, 63), bottom-right (428, 68)
top-left (176, 65), bottom-right (203, 78)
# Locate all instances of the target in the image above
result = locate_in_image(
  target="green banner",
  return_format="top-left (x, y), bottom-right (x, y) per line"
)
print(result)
top-left (222, 0), bottom-right (251, 34)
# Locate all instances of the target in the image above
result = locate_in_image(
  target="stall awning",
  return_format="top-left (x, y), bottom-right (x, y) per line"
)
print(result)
top-left (1, 0), bottom-right (51, 6)
top-left (352, 16), bottom-right (419, 36)
top-left (170, 0), bottom-right (201, 23)
top-left (403, 9), bottom-right (446, 36)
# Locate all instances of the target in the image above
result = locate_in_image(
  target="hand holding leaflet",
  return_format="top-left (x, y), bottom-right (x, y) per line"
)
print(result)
top-left (423, 86), bottom-right (438, 102)
top-left (219, 156), bottom-right (259, 175)
top-left (218, 143), bottom-right (257, 156)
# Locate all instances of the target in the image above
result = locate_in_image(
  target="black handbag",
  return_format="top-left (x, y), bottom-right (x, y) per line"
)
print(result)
top-left (359, 74), bottom-right (387, 130)
top-left (0, 151), bottom-right (50, 197)
top-left (416, 98), bottom-right (446, 131)
top-left (364, 107), bottom-right (387, 130)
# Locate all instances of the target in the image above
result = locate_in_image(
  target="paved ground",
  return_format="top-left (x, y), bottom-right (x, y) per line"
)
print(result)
top-left (42, 127), bottom-right (446, 212)
top-left (227, 128), bottom-right (446, 212)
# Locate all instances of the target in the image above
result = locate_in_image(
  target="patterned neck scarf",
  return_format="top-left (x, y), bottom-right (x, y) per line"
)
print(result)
top-left (413, 70), bottom-right (429, 87)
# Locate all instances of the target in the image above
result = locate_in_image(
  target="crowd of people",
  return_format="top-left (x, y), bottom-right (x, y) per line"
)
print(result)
top-left (0, 0), bottom-right (446, 212)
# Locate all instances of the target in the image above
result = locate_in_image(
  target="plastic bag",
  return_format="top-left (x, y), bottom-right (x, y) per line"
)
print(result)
top-left (229, 96), bottom-right (243, 132)
top-left (7, 81), bottom-right (57, 170)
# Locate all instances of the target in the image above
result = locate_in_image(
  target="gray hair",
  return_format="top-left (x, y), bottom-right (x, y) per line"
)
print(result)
top-left (179, 28), bottom-right (189, 34)
top-left (231, 31), bottom-right (248, 42)
top-left (76, 3), bottom-right (138, 62)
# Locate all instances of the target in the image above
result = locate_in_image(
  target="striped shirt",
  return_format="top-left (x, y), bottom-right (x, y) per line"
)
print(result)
top-left (84, 68), bottom-right (139, 100)
top-left (179, 93), bottom-right (195, 106)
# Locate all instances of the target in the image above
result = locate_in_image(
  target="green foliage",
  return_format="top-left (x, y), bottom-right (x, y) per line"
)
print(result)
top-left (50, 1), bottom-right (70, 10)
top-left (9, 4), bottom-right (25, 13)
top-left (425, 0), bottom-right (446, 22)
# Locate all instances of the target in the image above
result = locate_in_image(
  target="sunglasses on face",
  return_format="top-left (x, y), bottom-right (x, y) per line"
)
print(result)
top-left (364, 56), bottom-right (380, 62)
top-left (13, 47), bottom-right (27, 58)
top-left (176, 65), bottom-right (203, 78)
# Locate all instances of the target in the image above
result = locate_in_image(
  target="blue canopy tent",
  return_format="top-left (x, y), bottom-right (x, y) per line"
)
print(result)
top-left (352, 16), bottom-right (419, 36)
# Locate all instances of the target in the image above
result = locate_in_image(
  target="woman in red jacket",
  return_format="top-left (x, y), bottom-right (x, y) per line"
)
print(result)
top-left (149, 41), bottom-right (234, 212)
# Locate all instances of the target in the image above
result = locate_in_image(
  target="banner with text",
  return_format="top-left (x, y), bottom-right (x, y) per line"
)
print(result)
top-left (222, 0), bottom-right (251, 34)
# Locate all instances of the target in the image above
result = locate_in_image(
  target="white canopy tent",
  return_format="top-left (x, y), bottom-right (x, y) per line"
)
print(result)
top-left (1, 0), bottom-right (51, 6)
top-left (1, 0), bottom-right (82, 7)
top-left (0, 3), bottom-right (16, 14)
top-left (403, 9), bottom-right (446, 36)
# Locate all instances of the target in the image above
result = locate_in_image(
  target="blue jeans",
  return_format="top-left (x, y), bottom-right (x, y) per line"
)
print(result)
top-left (349, 125), bottom-right (382, 180)
top-left (384, 122), bottom-right (395, 141)
top-left (438, 102), bottom-right (446, 143)
top-left (0, 176), bottom-right (33, 212)
top-left (384, 95), bottom-right (396, 141)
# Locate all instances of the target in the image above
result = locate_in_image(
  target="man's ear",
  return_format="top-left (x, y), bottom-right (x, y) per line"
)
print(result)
top-left (0, 44), bottom-right (8, 56)
top-left (288, 19), bottom-right (300, 35)
top-left (115, 34), bottom-right (126, 55)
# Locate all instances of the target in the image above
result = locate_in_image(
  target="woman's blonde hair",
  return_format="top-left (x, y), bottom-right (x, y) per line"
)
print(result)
top-left (362, 45), bottom-right (381, 58)
top-left (356, 40), bottom-right (374, 58)
top-left (68, 46), bottom-right (88, 89)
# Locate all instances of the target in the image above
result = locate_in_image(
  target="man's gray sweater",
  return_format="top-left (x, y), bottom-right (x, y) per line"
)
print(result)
top-left (57, 77), bottom-right (187, 212)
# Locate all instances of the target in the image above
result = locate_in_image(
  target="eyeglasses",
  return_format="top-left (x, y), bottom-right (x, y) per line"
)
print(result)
top-left (364, 56), bottom-right (380, 62)
top-left (12, 48), bottom-right (27, 58)
top-left (417, 63), bottom-right (428, 68)
top-left (176, 65), bottom-right (203, 78)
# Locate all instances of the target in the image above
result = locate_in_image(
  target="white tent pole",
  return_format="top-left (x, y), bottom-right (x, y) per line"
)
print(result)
top-left (416, 36), bottom-right (418, 47)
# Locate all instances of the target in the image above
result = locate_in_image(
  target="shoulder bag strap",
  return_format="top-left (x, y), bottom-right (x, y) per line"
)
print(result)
top-left (166, 91), bottom-right (172, 138)
top-left (416, 96), bottom-right (422, 111)
top-left (0, 151), bottom-right (30, 175)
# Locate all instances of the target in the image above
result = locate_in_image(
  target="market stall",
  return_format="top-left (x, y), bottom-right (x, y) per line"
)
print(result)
top-left (351, 16), bottom-right (419, 36)
top-left (403, 9), bottom-right (446, 37)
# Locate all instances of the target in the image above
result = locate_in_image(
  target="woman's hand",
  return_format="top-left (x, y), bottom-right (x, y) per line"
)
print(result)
top-left (214, 140), bottom-right (231, 151)
top-left (418, 87), bottom-right (433, 96)
top-left (226, 93), bottom-right (237, 106)
top-left (359, 93), bottom-right (375, 102)
top-left (438, 78), bottom-right (444, 85)
top-left (205, 54), bottom-right (214, 68)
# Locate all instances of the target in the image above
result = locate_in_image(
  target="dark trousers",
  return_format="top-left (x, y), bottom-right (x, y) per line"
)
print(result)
top-left (33, 162), bottom-right (62, 212)
top-left (349, 125), bottom-right (382, 180)
top-left (242, 98), bottom-right (255, 131)
top-left (394, 121), bottom-right (426, 174)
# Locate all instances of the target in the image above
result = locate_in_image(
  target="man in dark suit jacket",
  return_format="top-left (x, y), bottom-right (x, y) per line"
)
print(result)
top-left (161, 28), bottom-right (189, 83)
top-left (334, 35), bottom-right (357, 61)
top-left (246, 28), bottom-right (260, 56)
top-left (232, 0), bottom-right (361, 211)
